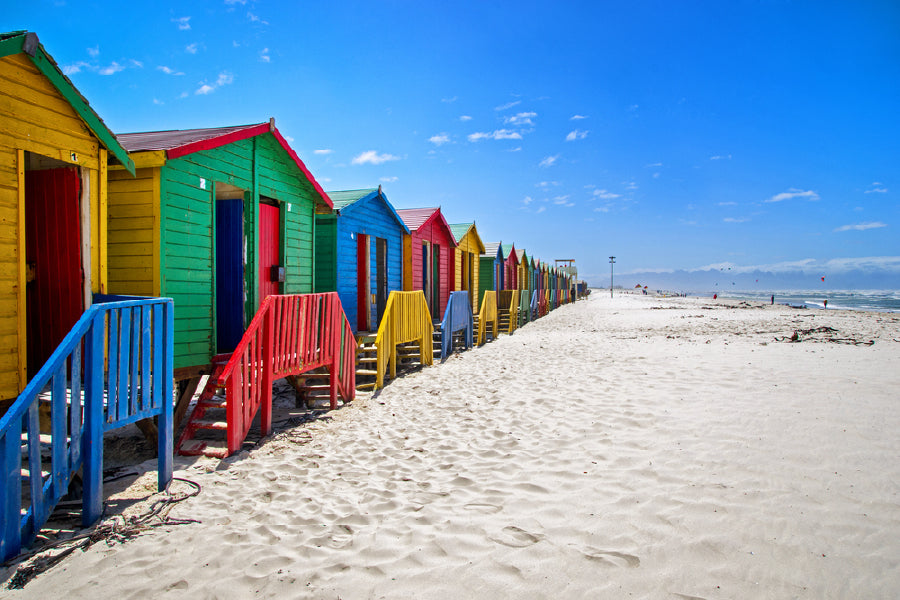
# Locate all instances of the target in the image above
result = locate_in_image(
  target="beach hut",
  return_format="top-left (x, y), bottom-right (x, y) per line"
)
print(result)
top-left (516, 248), bottom-right (530, 293)
top-left (500, 243), bottom-right (518, 290)
top-left (314, 187), bottom-right (409, 334)
top-left (449, 223), bottom-right (486, 313)
top-left (107, 119), bottom-right (332, 377)
top-left (397, 208), bottom-right (457, 320)
top-left (479, 242), bottom-right (503, 309)
top-left (0, 31), bottom-right (137, 404)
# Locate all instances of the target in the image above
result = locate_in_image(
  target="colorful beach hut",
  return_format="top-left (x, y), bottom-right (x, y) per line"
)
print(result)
top-left (0, 31), bottom-right (137, 404)
top-left (449, 222), bottom-right (486, 313)
top-left (397, 208), bottom-right (457, 320)
top-left (500, 243), bottom-right (518, 290)
top-left (479, 242), bottom-right (503, 308)
top-left (315, 187), bottom-right (409, 333)
top-left (107, 120), bottom-right (332, 376)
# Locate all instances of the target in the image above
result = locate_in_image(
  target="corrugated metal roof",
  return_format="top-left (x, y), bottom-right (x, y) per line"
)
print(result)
top-left (117, 123), bottom-right (264, 152)
top-left (448, 223), bottom-right (474, 243)
top-left (326, 188), bottom-right (378, 210)
top-left (516, 248), bottom-right (527, 261)
top-left (396, 207), bottom-right (439, 231)
top-left (482, 242), bottom-right (502, 258)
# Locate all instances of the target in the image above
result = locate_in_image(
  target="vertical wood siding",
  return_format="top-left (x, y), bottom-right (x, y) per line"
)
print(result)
top-left (332, 195), bottom-right (405, 333)
top-left (0, 54), bottom-right (103, 401)
top-left (313, 216), bottom-right (337, 293)
top-left (408, 215), bottom-right (454, 317)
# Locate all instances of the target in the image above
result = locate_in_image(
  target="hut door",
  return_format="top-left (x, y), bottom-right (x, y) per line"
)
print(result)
top-left (375, 238), bottom-right (387, 327)
top-left (432, 244), bottom-right (441, 320)
top-left (259, 202), bottom-right (280, 302)
top-left (421, 242), bottom-right (430, 308)
top-left (356, 234), bottom-right (370, 332)
top-left (468, 254), bottom-right (475, 309)
top-left (25, 166), bottom-right (84, 377)
top-left (216, 198), bottom-right (245, 353)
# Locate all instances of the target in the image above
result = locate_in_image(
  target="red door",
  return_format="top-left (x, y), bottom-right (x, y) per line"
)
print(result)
top-left (25, 167), bottom-right (84, 377)
top-left (259, 203), bottom-right (280, 301)
top-left (356, 234), bottom-right (370, 331)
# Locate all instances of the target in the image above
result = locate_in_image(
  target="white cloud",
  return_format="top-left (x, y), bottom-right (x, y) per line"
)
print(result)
top-left (441, 96), bottom-right (457, 103)
top-left (570, 114), bottom-right (587, 120)
top-left (536, 206), bottom-right (546, 214)
top-left (380, 176), bottom-right (398, 183)
top-left (665, 256), bottom-right (900, 275)
top-left (652, 172), bottom-right (661, 179)
top-left (429, 133), bottom-right (450, 146)
top-left (624, 181), bottom-right (638, 190)
top-left (87, 45), bottom-right (100, 57)
top-left (157, 65), bottom-right (184, 76)
top-left (507, 146), bottom-right (522, 152)
top-left (710, 154), bottom-right (732, 160)
top-left (833, 221), bottom-right (887, 232)
top-left (522, 196), bottom-right (533, 205)
top-left (186, 43), bottom-right (199, 54)
top-left (565, 129), bottom-right (588, 141)
top-left (459, 115), bottom-right (472, 122)
top-left (314, 149), bottom-right (333, 155)
top-left (593, 206), bottom-right (610, 213)
top-left (173, 16), bottom-right (191, 30)
top-left (766, 188), bottom-right (820, 203)
top-left (195, 71), bottom-right (234, 95)
top-left (723, 217), bottom-right (749, 223)
top-left (152, 98), bottom-right (163, 105)
top-left (536, 181), bottom-right (559, 188)
top-left (718, 201), bottom-right (737, 206)
top-left (283, 135), bottom-right (294, 143)
top-left (352, 150), bottom-right (401, 165)
top-left (260, 48), bottom-right (271, 62)
top-left (99, 62), bottom-right (125, 75)
top-left (865, 183), bottom-right (888, 193)
top-left (225, 0), bottom-right (247, 4)
top-left (539, 155), bottom-right (559, 168)
top-left (467, 129), bottom-right (522, 142)
top-left (130, 59), bottom-right (144, 68)
top-left (62, 61), bottom-right (90, 75)
top-left (248, 12), bottom-right (269, 24)
top-left (645, 162), bottom-right (662, 168)
top-left (593, 189), bottom-right (620, 199)
top-left (504, 112), bottom-right (536, 126)
top-left (495, 100), bottom-right (521, 111)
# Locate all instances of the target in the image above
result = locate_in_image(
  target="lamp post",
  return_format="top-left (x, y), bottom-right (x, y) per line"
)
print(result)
top-left (609, 256), bottom-right (615, 298)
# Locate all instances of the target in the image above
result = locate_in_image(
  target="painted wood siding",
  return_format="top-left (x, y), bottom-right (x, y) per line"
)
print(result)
top-left (107, 166), bottom-right (156, 295)
top-left (0, 54), bottom-right (102, 401)
top-left (478, 256), bottom-right (495, 308)
top-left (409, 218), bottom-right (454, 317)
top-left (314, 215), bottom-right (337, 293)
top-left (255, 134), bottom-right (317, 295)
top-left (335, 196), bottom-right (405, 333)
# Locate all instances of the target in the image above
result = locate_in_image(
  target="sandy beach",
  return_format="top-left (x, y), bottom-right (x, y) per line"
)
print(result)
top-left (3, 292), bottom-right (899, 599)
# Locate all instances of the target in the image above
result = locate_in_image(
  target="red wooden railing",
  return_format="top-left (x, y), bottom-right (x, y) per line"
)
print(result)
top-left (216, 293), bottom-right (355, 455)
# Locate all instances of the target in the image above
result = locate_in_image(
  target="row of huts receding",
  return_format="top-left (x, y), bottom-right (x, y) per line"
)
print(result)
top-left (0, 30), bottom-right (577, 406)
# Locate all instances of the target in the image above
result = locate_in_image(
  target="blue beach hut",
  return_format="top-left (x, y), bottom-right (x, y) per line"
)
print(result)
top-left (315, 186), bottom-right (409, 334)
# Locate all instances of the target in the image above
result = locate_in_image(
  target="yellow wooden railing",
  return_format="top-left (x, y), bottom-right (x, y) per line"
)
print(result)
top-left (476, 290), bottom-right (497, 346)
top-left (373, 291), bottom-right (433, 389)
top-left (497, 290), bottom-right (520, 334)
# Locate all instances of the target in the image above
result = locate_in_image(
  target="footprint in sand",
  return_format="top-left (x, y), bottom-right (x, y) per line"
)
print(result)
top-left (463, 502), bottom-right (503, 514)
top-left (578, 547), bottom-right (640, 568)
top-left (490, 525), bottom-right (543, 547)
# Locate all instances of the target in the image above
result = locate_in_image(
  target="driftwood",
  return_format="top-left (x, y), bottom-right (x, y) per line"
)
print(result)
top-left (774, 326), bottom-right (874, 346)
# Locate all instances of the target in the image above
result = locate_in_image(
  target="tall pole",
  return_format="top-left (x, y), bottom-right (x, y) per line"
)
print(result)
top-left (609, 256), bottom-right (615, 298)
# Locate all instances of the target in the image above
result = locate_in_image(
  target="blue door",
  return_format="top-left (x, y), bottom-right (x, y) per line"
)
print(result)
top-left (216, 199), bottom-right (244, 353)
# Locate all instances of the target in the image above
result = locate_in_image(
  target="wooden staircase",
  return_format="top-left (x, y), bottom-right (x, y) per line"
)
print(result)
top-left (177, 361), bottom-right (229, 458)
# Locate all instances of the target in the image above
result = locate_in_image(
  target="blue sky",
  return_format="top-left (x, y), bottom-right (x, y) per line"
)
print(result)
top-left (8, 1), bottom-right (899, 288)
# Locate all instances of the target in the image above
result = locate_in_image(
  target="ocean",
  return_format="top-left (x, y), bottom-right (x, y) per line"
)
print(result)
top-left (700, 289), bottom-right (900, 313)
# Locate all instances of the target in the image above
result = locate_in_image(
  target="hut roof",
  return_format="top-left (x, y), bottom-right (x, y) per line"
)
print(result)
top-left (482, 242), bottom-right (502, 258)
top-left (0, 30), bottom-right (135, 174)
top-left (396, 207), bottom-right (457, 247)
top-left (448, 222), bottom-right (486, 254)
top-left (118, 120), bottom-right (332, 209)
top-left (323, 187), bottom-right (409, 233)
top-left (500, 243), bottom-right (517, 261)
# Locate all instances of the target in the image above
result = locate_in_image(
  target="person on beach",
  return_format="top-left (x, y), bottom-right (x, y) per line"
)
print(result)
top-left (824, 299), bottom-right (828, 309)
top-left (771, 294), bottom-right (774, 305)
top-left (713, 293), bottom-right (717, 300)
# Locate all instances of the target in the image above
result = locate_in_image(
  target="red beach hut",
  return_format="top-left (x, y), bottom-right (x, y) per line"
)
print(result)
top-left (397, 207), bottom-right (458, 320)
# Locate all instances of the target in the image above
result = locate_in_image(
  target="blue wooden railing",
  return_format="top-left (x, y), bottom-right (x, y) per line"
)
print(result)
top-left (440, 291), bottom-right (473, 360)
top-left (0, 296), bottom-right (174, 562)
top-left (531, 290), bottom-right (539, 319)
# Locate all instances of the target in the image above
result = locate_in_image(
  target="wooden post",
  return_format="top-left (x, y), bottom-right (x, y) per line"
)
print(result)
top-left (157, 299), bottom-right (174, 490)
top-left (82, 310), bottom-right (105, 526)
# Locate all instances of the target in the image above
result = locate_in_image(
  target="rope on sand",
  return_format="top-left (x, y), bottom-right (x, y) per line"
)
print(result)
top-left (4, 477), bottom-right (201, 590)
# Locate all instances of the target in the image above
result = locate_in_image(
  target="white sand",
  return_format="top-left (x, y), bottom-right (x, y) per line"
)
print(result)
top-left (4, 293), bottom-right (899, 599)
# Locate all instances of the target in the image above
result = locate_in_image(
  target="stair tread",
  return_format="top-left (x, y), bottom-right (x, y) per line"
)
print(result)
top-left (179, 439), bottom-right (228, 458)
top-left (192, 418), bottom-right (228, 430)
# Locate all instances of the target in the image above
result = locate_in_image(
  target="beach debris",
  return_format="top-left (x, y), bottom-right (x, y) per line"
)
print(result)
top-left (774, 326), bottom-right (874, 346)
top-left (4, 478), bottom-right (201, 589)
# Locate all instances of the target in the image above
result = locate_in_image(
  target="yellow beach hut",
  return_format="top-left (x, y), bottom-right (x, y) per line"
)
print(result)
top-left (449, 222), bottom-right (486, 314)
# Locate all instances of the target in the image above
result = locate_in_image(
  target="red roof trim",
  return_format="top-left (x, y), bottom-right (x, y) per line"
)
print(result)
top-left (165, 123), bottom-right (269, 160)
top-left (270, 127), bottom-right (332, 209)
top-left (421, 208), bottom-right (458, 248)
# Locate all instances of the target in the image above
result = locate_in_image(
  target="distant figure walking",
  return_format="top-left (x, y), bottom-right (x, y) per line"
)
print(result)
top-left (771, 294), bottom-right (774, 305)
top-left (713, 294), bottom-right (717, 300)
top-left (823, 299), bottom-right (828, 309)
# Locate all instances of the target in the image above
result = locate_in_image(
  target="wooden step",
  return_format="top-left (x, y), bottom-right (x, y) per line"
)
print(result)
top-left (178, 439), bottom-right (228, 458)
top-left (356, 368), bottom-right (378, 376)
top-left (191, 418), bottom-right (227, 431)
